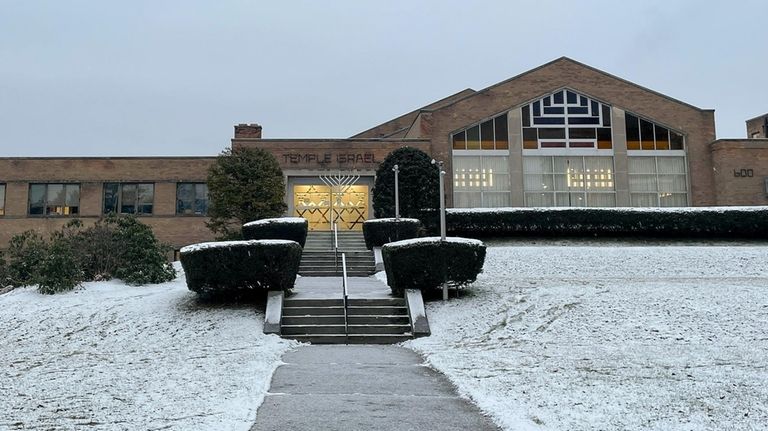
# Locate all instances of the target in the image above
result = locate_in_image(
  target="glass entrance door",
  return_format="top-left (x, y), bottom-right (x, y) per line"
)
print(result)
top-left (293, 184), bottom-right (368, 231)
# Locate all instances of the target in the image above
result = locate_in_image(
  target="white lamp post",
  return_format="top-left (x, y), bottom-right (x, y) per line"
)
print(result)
top-left (392, 164), bottom-right (400, 220)
top-left (432, 159), bottom-right (448, 301)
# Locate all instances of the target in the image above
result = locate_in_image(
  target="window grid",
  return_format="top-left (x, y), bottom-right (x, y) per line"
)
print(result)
top-left (628, 156), bottom-right (689, 207)
top-left (28, 183), bottom-right (80, 216)
top-left (523, 156), bottom-right (616, 207)
top-left (522, 90), bottom-right (613, 150)
top-left (452, 113), bottom-right (509, 151)
top-left (625, 113), bottom-right (685, 151)
top-left (103, 182), bottom-right (155, 215)
top-left (176, 183), bottom-right (209, 216)
top-left (453, 155), bottom-right (511, 208)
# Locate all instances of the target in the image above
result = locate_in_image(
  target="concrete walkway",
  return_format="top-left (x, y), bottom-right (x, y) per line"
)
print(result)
top-left (251, 345), bottom-right (499, 431)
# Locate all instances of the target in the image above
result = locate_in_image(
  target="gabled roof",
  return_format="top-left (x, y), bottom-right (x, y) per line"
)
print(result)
top-left (421, 57), bottom-right (711, 115)
top-left (350, 88), bottom-right (475, 138)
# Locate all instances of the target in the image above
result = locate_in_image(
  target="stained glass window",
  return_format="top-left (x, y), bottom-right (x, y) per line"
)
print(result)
top-left (521, 90), bottom-right (612, 150)
top-left (451, 113), bottom-right (509, 151)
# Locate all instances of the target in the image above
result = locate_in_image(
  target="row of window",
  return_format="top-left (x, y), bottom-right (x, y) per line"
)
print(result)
top-left (10, 183), bottom-right (209, 217)
top-left (451, 155), bottom-right (689, 208)
top-left (451, 90), bottom-right (686, 153)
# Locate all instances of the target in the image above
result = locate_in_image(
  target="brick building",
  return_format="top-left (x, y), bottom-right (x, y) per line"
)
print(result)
top-left (1, 58), bottom-right (766, 251)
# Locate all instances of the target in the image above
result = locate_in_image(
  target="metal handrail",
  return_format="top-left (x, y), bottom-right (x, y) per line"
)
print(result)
top-left (333, 222), bottom-right (339, 274)
top-left (341, 253), bottom-right (349, 344)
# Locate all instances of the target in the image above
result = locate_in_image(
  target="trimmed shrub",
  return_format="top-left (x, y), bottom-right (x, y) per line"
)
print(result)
top-left (180, 240), bottom-right (302, 298)
top-left (242, 217), bottom-right (309, 247)
top-left (362, 218), bottom-right (423, 249)
top-left (444, 207), bottom-right (768, 239)
top-left (382, 237), bottom-right (486, 295)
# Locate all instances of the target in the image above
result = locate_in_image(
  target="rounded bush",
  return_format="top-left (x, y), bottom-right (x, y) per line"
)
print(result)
top-left (362, 218), bottom-right (423, 249)
top-left (180, 240), bottom-right (302, 297)
top-left (242, 217), bottom-right (309, 247)
top-left (381, 237), bottom-right (486, 295)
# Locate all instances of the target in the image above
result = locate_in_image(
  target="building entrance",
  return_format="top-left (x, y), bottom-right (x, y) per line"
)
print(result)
top-left (293, 184), bottom-right (369, 231)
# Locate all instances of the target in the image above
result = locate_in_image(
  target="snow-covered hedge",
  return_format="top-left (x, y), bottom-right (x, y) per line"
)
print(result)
top-left (180, 240), bottom-right (302, 297)
top-left (242, 217), bottom-right (309, 247)
top-left (362, 218), bottom-right (423, 249)
top-left (381, 237), bottom-right (486, 295)
top-left (443, 207), bottom-right (768, 238)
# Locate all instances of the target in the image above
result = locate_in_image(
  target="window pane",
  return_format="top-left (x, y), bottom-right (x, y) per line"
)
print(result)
top-left (629, 175), bottom-right (658, 192)
top-left (539, 128), bottom-right (565, 139)
top-left (46, 184), bottom-right (65, 215)
top-left (657, 157), bottom-right (686, 174)
top-left (602, 105), bottom-right (611, 127)
top-left (452, 131), bottom-right (466, 150)
top-left (587, 193), bottom-right (616, 207)
top-left (137, 184), bottom-right (154, 215)
top-left (640, 119), bottom-right (655, 150)
top-left (523, 128), bottom-right (538, 149)
top-left (466, 125), bottom-right (480, 150)
top-left (494, 114), bottom-right (509, 149)
top-left (525, 192), bottom-right (554, 207)
top-left (104, 183), bottom-right (119, 214)
top-left (670, 132), bottom-right (684, 150)
top-left (523, 156), bottom-right (552, 174)
top-left (631, 193), bottom-right (657, 207)
top-left (569, 128), bottom-right (596, 139)
top-left (480, 120), bottom-right (494, 150)
top-left (628, 157), bottom-right (656, 174)
top-left (177, 183), bottom-right (194, 214)
top-left (65, 184), bottom-right (80, 215)
top-left (29, 184), bottom-right (45, 215)
top-left (121, 184), bottom-right (137, 214)
top-left (454, 192), bottom-right (481, 208)
top-left (483, 192), bottom-right (510, 207)
top-left (625, 114), bottom-right (640, 150)
top-left (597, 127), bottom-right (612, 149)
top-left (194, 184), bottom-right (209, 215)
top-left (521, 106), bottom-right (531, 127)
top-left (659, 193), bottom-right (687, 207)
top-left (655, 125), bottom-right (670, 150)
top-left (0, 184), bottom-right (5, 216)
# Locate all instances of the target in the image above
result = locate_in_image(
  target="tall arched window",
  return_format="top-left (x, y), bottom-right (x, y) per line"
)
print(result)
top-left (521, 90), bottom-right (616, 207)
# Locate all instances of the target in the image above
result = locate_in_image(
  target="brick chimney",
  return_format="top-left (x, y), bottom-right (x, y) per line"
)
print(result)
top-left (234, 123), bottom-right (262, 138)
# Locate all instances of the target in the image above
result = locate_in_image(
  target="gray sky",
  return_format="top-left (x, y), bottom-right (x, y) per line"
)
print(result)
top-left (1, 0), bottom-right (765, 156)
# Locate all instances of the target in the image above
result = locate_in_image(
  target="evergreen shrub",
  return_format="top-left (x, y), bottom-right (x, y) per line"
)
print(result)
top-left (382, 237), bottom-right (486, 295)
top-left (6, 230), bottom-right (48, 287)
top-left (362, 218), bottom-right (423, 249)
top-left (37, 230), bottom-right (84, 295)
top-left (445, 207), bottom-right (768, 239)
top-left (242, 217), bottom-right (308, 247)
top-left (180, 240), bottom-right (302, 298)
top-left (372, 147), bottom-right (440, 219)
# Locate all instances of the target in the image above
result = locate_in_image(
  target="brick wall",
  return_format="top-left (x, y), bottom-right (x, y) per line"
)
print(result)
top-left (711, 139), bottom-right (768, 205)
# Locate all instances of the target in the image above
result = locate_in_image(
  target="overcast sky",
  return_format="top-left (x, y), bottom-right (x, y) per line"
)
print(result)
top-left (1, 1), bottom-right (765, 156)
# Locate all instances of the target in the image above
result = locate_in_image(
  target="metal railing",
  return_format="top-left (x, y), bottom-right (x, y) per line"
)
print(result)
top-left (341, 252), bottom-right (349, 343)
top-left (333, 222), bottom-right (339, 274)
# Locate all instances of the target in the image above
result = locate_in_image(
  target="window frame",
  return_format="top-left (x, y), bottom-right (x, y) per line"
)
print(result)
top-left (28, 183), bottom-right (81, 217)
top-left (0, 183), bottom-right (5, 216)
top-left (103, 182), bottom-right (155, 216)
top-left (175, 182), bottom-right (209, 216)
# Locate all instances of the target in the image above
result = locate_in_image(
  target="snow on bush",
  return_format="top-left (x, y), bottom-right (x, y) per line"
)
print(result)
top-left (405, 241), bottom-right (768, 430)
top-left (362, 217), bottom-right (423, 249)
top-left (436, 206), bottom-right (768, 239)
top-left (381, 236), bottom-right (486, 295)
top-left (242, 217), bottom-right (308, 247)
top-left (180, 240), bottom-right (302, 297)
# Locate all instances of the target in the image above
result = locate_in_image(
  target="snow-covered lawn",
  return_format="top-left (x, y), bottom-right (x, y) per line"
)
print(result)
top-left (403, 241), bottom-right (768, 431)
top-left (0, 265), bottom-right (296, 430)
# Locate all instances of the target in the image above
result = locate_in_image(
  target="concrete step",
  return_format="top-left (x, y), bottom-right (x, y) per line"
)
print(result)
top-left (284, 298), bottom-right (343, 307)
top-left (347, 324), bottom-right (412, 335)
top-left (282, 334), bottom-right (412, 344)
top-left (282, 315), bottom-right (345, 325)
top-left (347, 306), bottom-right (408, 316)
top-left (282, 324), bottom-right (346, 335)
top-left (348, 298), bottom-right (404, 306)
top-left (348, 315), bottom-right (410, 325)
top-left (282, 306), bottom-right (345, 316)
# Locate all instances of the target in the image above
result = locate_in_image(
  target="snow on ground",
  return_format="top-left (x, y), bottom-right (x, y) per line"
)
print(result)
top-left (0, 265), bottom-right (296, 431)
top-left (403, 240), bottom-right (768, 431)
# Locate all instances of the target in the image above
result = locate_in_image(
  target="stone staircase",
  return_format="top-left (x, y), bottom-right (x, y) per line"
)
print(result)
top-left (280, 297), bottom-right (413, 344)
top-left (300, 231), bottom-right (375, 277)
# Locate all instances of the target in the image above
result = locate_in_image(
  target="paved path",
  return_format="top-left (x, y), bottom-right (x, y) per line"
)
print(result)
top-left (251, 345), bottom-right (499, 431)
